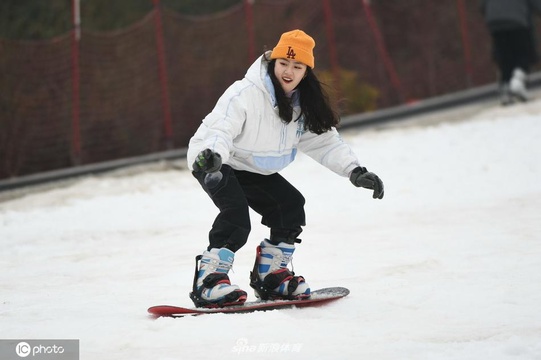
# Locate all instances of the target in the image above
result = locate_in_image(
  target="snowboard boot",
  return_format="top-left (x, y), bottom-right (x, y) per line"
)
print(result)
top-left (499, 84), bottom-right (513, 106)
top-left (189, 248), bottom-right (247, 308)
top-left (509, 68), bottom-right (528, 102)
top-left (250, 239), bottom-right (310, 300)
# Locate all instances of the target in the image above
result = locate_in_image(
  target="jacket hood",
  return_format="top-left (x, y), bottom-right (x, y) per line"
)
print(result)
top-left (245, 51), bottom-right (278, 107)
top-left (245, 51), bottom-right (301, 108)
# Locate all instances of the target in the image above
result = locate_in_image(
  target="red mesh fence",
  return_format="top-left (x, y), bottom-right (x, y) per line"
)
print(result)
top-left (1, 35), bottom-right (74, 177)
top-left (1, 0), bottom-right (539, 179)
top-left (78, 13), bottom-right (163, 165)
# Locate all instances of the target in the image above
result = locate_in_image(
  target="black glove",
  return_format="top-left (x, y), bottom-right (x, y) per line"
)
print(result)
top-left (349, 166), bottom-right (384, 199)
top-left (192, 149), bottom-right (222, 173)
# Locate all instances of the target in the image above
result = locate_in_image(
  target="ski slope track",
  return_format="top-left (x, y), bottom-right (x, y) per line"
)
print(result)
top-left (1, 97), bottom-right (541, 359)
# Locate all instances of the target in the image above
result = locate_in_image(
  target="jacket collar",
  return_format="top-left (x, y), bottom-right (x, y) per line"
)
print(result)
top-left (245, 51), bottom-right (300, 108)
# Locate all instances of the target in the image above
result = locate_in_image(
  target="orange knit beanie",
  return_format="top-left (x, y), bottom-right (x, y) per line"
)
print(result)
top-left (270, 29), bottom-right (315, 69)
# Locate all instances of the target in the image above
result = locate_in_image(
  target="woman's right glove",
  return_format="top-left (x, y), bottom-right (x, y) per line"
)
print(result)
top-left (349, 166), bottom-right (384, 199)
top-left (192, 149), bottom-right (222, 173)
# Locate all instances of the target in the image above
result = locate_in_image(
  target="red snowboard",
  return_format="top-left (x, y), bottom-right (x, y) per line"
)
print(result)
top-left (148, 287), bottom-right (349, 318)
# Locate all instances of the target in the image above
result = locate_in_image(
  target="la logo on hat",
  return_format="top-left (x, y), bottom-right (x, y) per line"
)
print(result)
top-left (286, 46), bottom-right (296, 59)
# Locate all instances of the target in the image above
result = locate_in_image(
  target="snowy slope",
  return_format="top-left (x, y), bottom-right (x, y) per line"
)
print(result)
top-left (1, 98), bottom-right (541, 360)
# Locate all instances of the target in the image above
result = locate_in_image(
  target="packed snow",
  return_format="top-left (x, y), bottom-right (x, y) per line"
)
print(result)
top-left (1, 96), bottom-right (541, 360)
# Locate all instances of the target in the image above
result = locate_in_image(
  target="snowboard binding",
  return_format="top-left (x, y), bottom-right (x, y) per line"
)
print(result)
top-left (189, 254), bottom-right (247, 308)
top-left (249, 245), bottom-right (311, 301)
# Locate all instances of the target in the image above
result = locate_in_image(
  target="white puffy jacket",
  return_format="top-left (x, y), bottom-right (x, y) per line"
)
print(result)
top-left (187, 52), bottom-right (361, 177)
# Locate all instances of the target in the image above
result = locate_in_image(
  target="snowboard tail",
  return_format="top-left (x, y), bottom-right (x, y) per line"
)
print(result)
top-left (148, 287), bottom-right (349, 318)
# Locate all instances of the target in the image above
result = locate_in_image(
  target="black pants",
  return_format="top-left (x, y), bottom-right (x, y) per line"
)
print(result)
top-left (193, 165), bottom-right (306, 252)
top-left (491, 27), bottom-right (538, 83)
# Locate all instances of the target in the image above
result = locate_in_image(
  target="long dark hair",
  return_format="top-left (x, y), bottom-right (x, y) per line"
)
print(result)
top-left (267, 59), bottom-right (339, 135)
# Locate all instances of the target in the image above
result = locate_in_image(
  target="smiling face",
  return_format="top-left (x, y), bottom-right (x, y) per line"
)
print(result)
top-left (273, 58), bottom-right (308, 95)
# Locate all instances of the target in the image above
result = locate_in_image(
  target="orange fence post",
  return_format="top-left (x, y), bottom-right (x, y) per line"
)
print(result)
top-left (360, 0), bottom-right (408, 103)
top-left (456, 0), bottom-right (474, 87)
top-left (244, 0), bottom-right (256, 64)
top-left (152, 0), bottom-right (174, 149)
top-left (322, 0), bottom-right (342, 100)
top-left (71, 0), bottom-right (82, 164)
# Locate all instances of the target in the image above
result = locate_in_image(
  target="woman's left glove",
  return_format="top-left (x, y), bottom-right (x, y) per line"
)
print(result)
top-left (349, 166), bottom-right (384, 199)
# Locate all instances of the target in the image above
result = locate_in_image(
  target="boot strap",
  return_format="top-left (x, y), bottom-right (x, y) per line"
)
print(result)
top-left (286, 275), bottom-right (305, 295)
top-left (262, 268), bottom-right (304, 295)
top-left (202, 272), bottom-right (231, 288)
